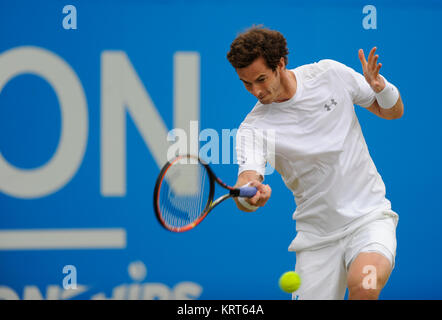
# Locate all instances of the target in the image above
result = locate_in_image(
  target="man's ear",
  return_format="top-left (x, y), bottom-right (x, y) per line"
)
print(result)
top-left (278, 57), bottom-right (286, 70)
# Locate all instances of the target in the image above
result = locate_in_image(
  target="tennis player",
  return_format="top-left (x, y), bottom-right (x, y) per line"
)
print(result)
top-left (227, 26), bottom-right (403, 300)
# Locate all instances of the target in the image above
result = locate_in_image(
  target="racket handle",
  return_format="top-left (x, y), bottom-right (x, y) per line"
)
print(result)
top-left (238, 186), bottom-right (258, 198)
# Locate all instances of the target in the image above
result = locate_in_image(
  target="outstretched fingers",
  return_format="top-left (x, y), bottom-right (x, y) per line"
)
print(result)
top-left (374, 62), bottom-right (382, 78)
top-left (358, 46), bottom-right (385, 91)
top-left (359, 47), bottom-right (382, 78)
top-left (358, 49), bottom-right (367, 69)
top-left (367, 47), bottom-right (376, 66)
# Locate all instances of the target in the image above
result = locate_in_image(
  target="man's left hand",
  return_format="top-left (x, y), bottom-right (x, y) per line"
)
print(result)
top-left (358, 47), bottom-right (385, 93)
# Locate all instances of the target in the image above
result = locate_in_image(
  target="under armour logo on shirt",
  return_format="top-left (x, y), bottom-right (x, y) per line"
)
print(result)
top-left (324, 98), bottom-right (338, 111)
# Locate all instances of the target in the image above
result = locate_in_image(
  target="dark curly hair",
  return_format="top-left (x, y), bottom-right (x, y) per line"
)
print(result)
top-left (227, 25), bottom-right (289, 71)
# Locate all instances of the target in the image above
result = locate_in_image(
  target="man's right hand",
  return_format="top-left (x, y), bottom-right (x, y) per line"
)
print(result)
top-left (246, 180), bottom-right (272, 208)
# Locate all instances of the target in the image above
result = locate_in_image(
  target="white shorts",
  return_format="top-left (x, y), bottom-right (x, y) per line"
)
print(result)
top-left (292, 214), bottom-right (398, 300)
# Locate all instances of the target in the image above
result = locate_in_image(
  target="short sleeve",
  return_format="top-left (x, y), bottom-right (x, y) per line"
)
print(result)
top-left (235, 125), bottom-right (266, 178)
top-left (331, 60), bottom-right (376, 108)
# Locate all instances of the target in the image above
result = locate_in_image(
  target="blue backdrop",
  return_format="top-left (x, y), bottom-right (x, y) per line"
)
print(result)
top-left (1, 0), bottom-right (441, 300)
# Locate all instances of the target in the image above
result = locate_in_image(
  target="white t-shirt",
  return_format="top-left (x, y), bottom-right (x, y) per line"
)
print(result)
top-left (236, 59), bottom-right (397, 251)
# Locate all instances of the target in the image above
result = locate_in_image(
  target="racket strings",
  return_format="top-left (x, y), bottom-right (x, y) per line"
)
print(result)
top-left (158, 160), bottom-right (211, 229)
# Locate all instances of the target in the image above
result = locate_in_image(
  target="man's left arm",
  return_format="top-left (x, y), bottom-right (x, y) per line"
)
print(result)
top-left (365, 94), bottom-right (404, 120)
top-left (358, 47), bottom-right (404, 120)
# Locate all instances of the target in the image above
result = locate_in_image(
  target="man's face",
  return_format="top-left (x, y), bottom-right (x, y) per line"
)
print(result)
top-left (236, 56), bottom-right (283, 104)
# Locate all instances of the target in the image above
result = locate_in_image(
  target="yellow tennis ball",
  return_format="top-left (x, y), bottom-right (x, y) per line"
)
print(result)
top-left (279, 271), bottom-right (301, 293)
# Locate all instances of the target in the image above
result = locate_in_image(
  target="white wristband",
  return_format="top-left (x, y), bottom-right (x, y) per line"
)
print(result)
top-left (237, 182), bottom-right (259, 211)
top-left (375, 76), bottom-right (399, 109)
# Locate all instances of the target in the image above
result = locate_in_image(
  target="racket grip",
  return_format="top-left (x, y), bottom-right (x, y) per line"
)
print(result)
top-left (238, 186), bottom-right (258, 198)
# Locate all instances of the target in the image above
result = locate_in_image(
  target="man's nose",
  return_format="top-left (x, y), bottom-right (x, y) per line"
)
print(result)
top-left (251, 84), bottom-right (263, 98)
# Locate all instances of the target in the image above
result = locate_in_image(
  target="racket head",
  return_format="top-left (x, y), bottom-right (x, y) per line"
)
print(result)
top-left (153, 155), bottom-right (215, 232)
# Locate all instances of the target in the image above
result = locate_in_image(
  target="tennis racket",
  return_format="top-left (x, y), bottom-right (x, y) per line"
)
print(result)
top-left (153, 154), bottom-right (258, 232)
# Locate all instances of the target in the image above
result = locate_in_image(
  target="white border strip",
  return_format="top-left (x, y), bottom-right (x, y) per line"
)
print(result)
top-left (0, 229), bottom-right (126, 250)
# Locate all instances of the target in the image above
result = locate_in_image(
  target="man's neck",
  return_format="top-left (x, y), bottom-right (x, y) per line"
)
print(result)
top-left (274, 68), bottom-right (297, 103)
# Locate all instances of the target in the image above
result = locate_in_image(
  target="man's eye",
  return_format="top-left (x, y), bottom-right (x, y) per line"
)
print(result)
top-left (258, 78), bottom-right (265, 82)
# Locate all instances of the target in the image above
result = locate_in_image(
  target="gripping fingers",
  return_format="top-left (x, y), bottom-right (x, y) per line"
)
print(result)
top-left (248, 191), bottom-right (261, 206)
top-left (245, 181), bottom-right (272, 207)
top-left (255, 184), bottom-right (272, 206)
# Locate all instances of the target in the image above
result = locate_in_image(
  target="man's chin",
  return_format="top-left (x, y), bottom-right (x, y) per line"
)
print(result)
top-left (259, 97), bottom-right (272, 104)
